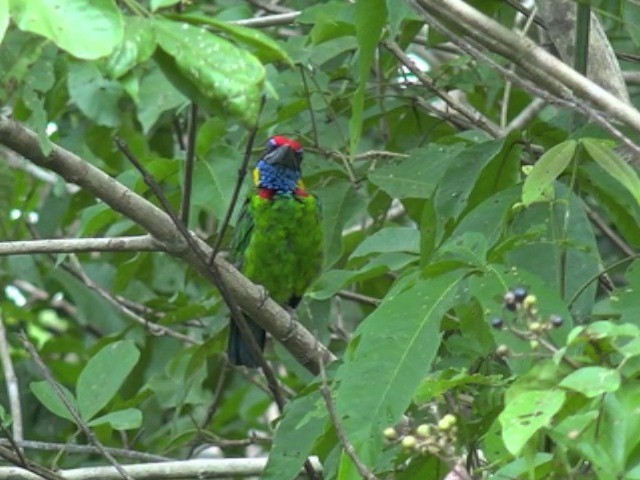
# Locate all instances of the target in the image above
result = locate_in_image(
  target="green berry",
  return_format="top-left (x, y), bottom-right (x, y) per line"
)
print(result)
top-left (401, 435), bottom-right (417, 449)
top-left (496, 344), bottom-right (510, 357)
top-left (416, 424), bottom-right (431, 437)
top-left (383, 427), bottom-right (397, 440)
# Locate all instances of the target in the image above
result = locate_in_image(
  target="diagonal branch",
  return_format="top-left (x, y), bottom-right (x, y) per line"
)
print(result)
top-left (19, 333), bottom-right (134, 480)
top-left (0, 115), bottom-right (335, 375)
top-left (412, 0), bottom-right (640, 135)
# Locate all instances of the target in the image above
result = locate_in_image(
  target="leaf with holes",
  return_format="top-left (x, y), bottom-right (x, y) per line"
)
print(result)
top-left (499, 390), bottom-right (565, 455)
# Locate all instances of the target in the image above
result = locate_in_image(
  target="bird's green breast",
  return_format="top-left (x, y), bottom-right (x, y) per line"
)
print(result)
top-left (241, 193), bottom-right (323, 305)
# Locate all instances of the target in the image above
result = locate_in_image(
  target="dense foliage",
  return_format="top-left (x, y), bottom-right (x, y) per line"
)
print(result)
top-left (1, 0), bottom-right (640, 478)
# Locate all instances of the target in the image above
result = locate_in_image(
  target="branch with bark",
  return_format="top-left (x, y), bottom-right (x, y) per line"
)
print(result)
top-left (0, 115), bottom-right (335, 375)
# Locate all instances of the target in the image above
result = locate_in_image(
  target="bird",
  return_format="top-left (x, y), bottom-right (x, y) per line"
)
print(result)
top-left (227, 135), bottom-right (323, 367)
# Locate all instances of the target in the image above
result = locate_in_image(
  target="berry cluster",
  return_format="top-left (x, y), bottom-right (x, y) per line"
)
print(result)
top-left (384, 414), bottom-right (458, 457)
top-left (490, 288), bottom-right (564, 357)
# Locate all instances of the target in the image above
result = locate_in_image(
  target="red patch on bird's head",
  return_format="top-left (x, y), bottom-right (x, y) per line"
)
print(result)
top-left (270, 135), bottom-right (303, 152)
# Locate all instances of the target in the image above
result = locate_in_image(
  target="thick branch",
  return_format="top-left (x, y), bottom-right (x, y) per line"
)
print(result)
top-left (414, 0), bottom-right (640, 135)
top-left (0, 457), bottom-right (322, 480)
top-left (0, 115), bottom-right (335, 375)
top-left (0, 236), bottom-right (159, 256)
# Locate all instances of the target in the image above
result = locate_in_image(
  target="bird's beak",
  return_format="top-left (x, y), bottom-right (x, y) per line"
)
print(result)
top-left (264, 145), bottom-right (301, 171)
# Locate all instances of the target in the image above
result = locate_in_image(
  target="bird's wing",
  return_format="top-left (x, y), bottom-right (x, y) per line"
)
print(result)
top-left (230, 198), bottom-right (254, 269)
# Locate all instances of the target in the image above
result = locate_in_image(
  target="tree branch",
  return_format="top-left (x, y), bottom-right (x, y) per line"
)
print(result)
top-left (0, 457), bottom-right (323, 480)
top-left (19, 333), bottom-right (134, 480)
top-left (413, 0), bottom-right (640, 135)
top-left (0, 115), bottom-right (335, 375)
top-left (0, 236), bottom-right (160, 256)
top-left (0, 314), bottom-right (22, 448)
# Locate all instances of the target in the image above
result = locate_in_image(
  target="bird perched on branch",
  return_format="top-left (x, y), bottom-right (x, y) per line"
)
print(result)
top-left (227, 135), bottom-right (323, 367)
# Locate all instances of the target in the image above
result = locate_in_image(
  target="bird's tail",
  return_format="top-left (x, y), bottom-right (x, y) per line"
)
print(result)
top-left (227, 317), bottom-right (266, 367)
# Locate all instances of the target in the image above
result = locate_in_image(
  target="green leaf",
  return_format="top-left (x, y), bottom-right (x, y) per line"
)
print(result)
top-left (522, 140), bottom-right (576, 206)
top-left (192, 150), bottom-right (241, 224)
top-left (335, 271), bottom-right (463, 465)
top-left (316, 179), bottom-right (367, 267)
top-left (87, 408), bottom-right (142, 430)
top-left (76, 340), bottom-right (140, 420)
top-left (0, 0), bottom-right (8, 45)
top-left (350, 227), bottom-right (419, 259)
top-left (414, 369), bottom-right (504, 403)
top-left (174, 13), bottom-right (293, 65)
top-left (311, 252), bottom-right (416, 300)
top-left (9, 0), bottom-right (123, 59)
top-left (154, 18), bottom-right (265, 125)
top-left (107, 16), bottom-right (157, 79)
top-left (499, 390), bottom-right (565, 456)
top-left (436, 137), bottom-right (509, 221)
top-left (68, 61), bottom-right (124, 127)
top-left (559, 367), bottom-right (621, 398)
top-left (583, 138), bottom-right (640, 208)
top-left (349, 0), bottom-right (386, 153)
top-left (263, 389), bottom-right (328, 480)
top-left (368, 144), bottom-right (460, 199)
top-left (136, 66), bottom-right (187, 133)
top-left (30, 381), bottom-right (77, 423)
top-left (151, 0), bottom-right (180, 11)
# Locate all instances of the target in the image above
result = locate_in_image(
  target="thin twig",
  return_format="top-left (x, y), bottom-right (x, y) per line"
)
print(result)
top-left (63, 254), bottom-right (199, 345)
top-left (180, 103), bottom-right (198, 226)
top-left (585, 205), bottom-right (636, 257)
top-left (0, 314), bottom-right (22, 449)
top-left (0, 443), bottom-right (64, 480)
top-left (0, 439), bottom-right (171, 462)
top-left (418, 8), bottom-right (640, 163)
top-left (319, 363), bottom-right (379, 480)
top-left (211, 96), bottom-right (265, 259)
top-left (336, 290), bottom-right (381, 307)
top-left (19, 332), bottom-right (135, 480)
top-left (199, 362), bottom-right (229, 431)
top-left (299, 65), bottom-right (319, 148)
top-left (384, 39), bottom-right (502, 138)
top-left (230, 11), bottom-right (300, 27)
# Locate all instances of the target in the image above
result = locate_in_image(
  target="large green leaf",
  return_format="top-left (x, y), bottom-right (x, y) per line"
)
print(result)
top-left (349, 0), bottom-right (386, 153)
top-left (368, 144), bottom-right (461, 199)
top-left (191, 149), bottom-right (242, 225)
top-left (0, 0), bottom-right (8, 45)
top-left (263, 388), bottom-right (328, 480)
top-left (499, 390), bottom-right (565, 456)
top-left (68, 61), bottom-right (124, 127)
top-left (76, 340), bottom-right (140, 420)
top-left (154, 18), bottom-right (265, 125)
top-left (522, 140), bottom-right (576, 206)
top-left (30, 381), bottom-right (77, 423)
top-left (583, 138), bottom-right (640, 208)
top-left (350, 227), bottom-right (419, 259)
top-left (107, 16), bottom-right (157, 79)
top-left (559, 367), bottom-right (621, 398)
top-left (316, 178), bottom-right (367, 267)
top-left (174, 13), bottom-right (293, 65)
top-left (334, 271), bottom-right (463, 466)
top-left (87, 408), bottom-right (143, 430)
top-left (136, 66), bottom-right (187, 133)
top-left (507, 183), bottom-right (599, 319)
top-left (436, 137), bottom-right (510, 221)
top-left (9, 0), bottom-right (123, 59)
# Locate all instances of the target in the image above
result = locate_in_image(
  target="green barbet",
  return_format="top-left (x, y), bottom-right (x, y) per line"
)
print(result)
top-left (227, 135), bottom-right (323, 367)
